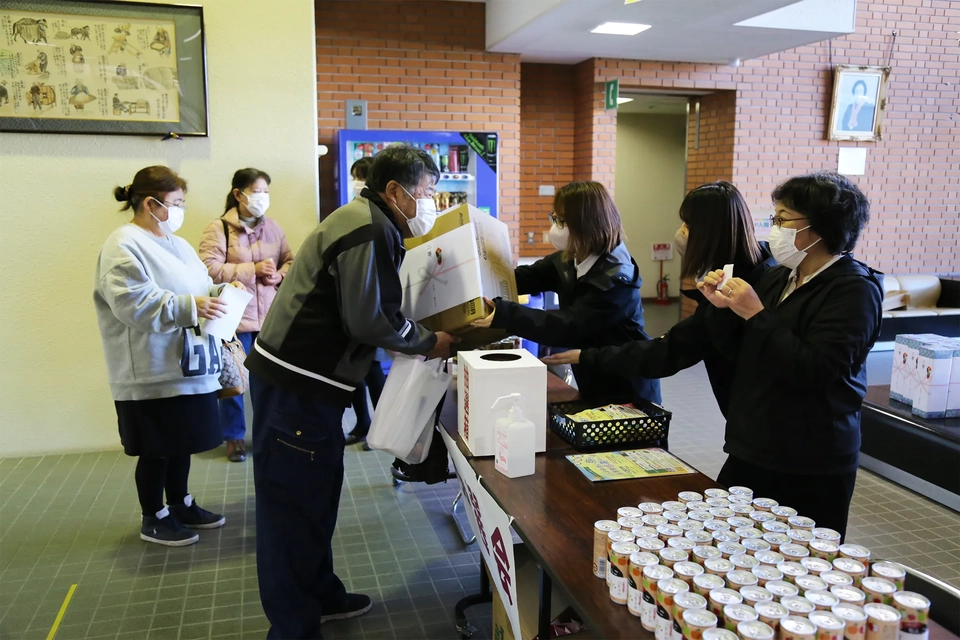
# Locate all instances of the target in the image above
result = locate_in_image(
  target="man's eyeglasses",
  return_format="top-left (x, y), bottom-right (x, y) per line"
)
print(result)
top-left (769, 214), bottom-right (806, 228)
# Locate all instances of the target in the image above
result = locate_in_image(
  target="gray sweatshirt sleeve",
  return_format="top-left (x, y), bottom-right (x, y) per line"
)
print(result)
top-left (99, 258), bottom-right (197, 333)
top-left (333, 239), bottom-right (436, 355)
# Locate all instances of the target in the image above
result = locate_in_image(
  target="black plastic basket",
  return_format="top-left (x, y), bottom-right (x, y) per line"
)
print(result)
top-left (549, 397), bottom-right (672, 451)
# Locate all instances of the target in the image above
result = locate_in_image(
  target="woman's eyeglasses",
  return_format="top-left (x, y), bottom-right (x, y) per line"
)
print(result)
top-left (769, 214), bottom-right (806, 228)
top-left (548, 213), bottom-right (565, 229)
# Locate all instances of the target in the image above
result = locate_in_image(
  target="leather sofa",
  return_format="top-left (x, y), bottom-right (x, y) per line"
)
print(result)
top-left (878, 275), bottom-right (960, 342)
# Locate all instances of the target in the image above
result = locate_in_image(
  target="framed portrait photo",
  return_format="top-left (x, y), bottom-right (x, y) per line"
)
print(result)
top-left (828, 65), bottom-right (891, 142)
top-left (0, 0), bottom-right (207, 136)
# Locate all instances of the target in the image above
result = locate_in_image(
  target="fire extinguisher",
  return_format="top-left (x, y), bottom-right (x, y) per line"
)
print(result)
top-left (655, 275), bottom-right (671, 305)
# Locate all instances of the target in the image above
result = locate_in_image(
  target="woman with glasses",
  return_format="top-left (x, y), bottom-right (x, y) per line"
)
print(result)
top-left (199, 168), bottom-right (294, 463)
top-left (94, 166), bottom-right (244, 546)
top-left (473, 180), bottom-right (660, 404)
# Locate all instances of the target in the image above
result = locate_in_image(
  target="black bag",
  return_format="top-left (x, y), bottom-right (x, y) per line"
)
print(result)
top-left (391, 392), bottom-right (451, 485)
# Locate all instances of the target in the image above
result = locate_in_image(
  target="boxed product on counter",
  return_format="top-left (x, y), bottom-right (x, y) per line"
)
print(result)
top-left (400, 203), bottom-right (518, 336)
top-left (890, 334), bottom-right (960, 417)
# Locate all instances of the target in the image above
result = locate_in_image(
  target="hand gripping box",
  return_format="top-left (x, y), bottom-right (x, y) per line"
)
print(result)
top-left (458, 349), bottom-right (546, 457)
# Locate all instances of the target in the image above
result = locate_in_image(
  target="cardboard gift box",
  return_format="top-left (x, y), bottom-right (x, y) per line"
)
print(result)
top-left (912, 343), bottom-right (954, 419)
top-left (458, 349), bottom-right (546, 457)
top-left (400, 203), bottom-right (518, 337)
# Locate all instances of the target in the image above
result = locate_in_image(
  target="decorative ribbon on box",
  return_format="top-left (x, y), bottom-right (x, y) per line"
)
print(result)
top-left (400, 224), bottom-right (482, 321)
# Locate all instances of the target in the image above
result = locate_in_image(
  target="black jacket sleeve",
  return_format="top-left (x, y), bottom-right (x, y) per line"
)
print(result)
top-left (514, 254), bottom-right (561, 296)
top-left (491, 287), bottom-right (623, 347)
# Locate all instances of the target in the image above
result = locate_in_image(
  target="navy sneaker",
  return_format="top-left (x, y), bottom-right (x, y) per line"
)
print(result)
top-left (169, 496), bottom-right (225, 530)
top-left (321, 593), bottom-right (372, 623)
top-left (140, 512), bottom-right (199, 547)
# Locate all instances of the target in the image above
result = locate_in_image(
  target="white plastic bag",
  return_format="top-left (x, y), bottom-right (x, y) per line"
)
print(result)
top-left (367, 355), bottom-right (452, 464)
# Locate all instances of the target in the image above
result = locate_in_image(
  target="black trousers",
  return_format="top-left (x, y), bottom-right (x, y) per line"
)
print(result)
top-left (717, 455), bottom-right (858, 539)
top-left (135, 455), bottom-right (190, 517)
top-left (250, 373), bottom-right (348, 640)
top-left (349, 360), bottom-right (387, 437)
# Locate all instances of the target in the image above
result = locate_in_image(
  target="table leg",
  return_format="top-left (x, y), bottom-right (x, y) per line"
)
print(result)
top-left (538, 568), bottom-right (552, 640)
top-left (454, 555), bottom-right (492, 639)
top-left (451, 490), bottom-right (477, 546)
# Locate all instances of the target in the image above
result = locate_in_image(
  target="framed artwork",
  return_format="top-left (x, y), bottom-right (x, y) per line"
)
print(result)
top-left (827, 65), bottom-right (891, 142)
top-left (0, 0), bottom-right (207, 136)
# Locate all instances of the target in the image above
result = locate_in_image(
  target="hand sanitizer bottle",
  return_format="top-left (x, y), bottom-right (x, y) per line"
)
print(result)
top-left (491, 393), bottom-right (535, 478)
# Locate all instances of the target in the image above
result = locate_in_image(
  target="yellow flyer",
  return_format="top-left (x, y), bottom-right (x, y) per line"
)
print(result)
top-left (566, 448), bottom-right (697, 482)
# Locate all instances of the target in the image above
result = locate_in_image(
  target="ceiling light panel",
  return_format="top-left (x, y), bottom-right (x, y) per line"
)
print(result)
top-left (591, 22), bottom-right (652, 36)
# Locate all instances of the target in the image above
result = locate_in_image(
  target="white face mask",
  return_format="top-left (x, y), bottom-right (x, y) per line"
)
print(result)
top-left (244, 192), bottom-right (270, 218)
top-left (397, 184), bottom-right (438, 237)
top-left (768, 224), bottom-right (820, 270)
top-left (352, 180), bottom-right (366, 198)
top-left (674, 226), bottom-right (688, 257)
top-left (548, 223), bottom-right (569, 251)
top-left (150, 199), bottom-right (185, 235)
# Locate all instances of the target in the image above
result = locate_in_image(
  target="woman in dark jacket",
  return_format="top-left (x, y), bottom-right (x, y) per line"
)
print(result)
top-left (545, 181), bottom-right (776, 418)
top-left (473, 181), bottom-right (660, 404)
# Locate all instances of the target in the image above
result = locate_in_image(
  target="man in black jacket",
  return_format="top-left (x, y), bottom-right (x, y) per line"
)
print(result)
top-left (245, 145), bottom-right (456, 639)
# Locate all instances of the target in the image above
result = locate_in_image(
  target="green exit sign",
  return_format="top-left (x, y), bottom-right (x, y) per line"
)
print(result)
top-left (605, 78), bottom-right (620, 110)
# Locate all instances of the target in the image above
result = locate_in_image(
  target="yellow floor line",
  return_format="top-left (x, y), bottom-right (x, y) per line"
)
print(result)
top-left (45, 583), bottom-right (77, 640)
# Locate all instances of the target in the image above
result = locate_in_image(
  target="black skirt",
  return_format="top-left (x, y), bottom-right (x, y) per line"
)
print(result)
top-left (115, 391), bottom-right (222, 457)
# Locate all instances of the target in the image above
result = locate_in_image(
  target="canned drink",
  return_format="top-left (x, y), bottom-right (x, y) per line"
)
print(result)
top-left (671, 537), bottom-right (699, 552)
top-left (871, 563), bottom-right (906, 593)
top-left (680, 491), bottom-right (705, 504)
top-left (708, 497), bottom-right (734, 508)
top-left (833, 558), bottom-right (867, 587)
top-left (660, 524), bottom-right (686, 542)
top-left (712, 508), bottom-right (738, 520)
top-left (675, 561), bottom-right (706, 586)
top-left (732, 503), bottom-right (757, 516)
top-left (658, 578), bottom-right (691, 640)
top-left (727, 570), bottom-right (760, 590)
top-left (684, 608), bottom-right (721, 640)
top-left (781, 595), bottom-right (817, 616)
top-left (593, 520), bottom-right (620, 578)
top-left (674, 592), bottom-right (710, 640)
top-left (715, 531), bottom-right (742, 544)
top-left (860, 578), bottom-right (897, 606)
top-left (762, 521), bottom-right (791, 535)
top-left (839, 545), bottom-right (872, 563)
top-left (739, 620), bottom-right (776, 640)
top-left (729, 486), bottom-right (754, 499)
top-left (689, 501), bottom-right (713, 512)
top-left (719, 542), bottom-right (748, 559)
top-left (695, 573), bottom-right (727, 597)
top-left (661, 547), bottom-right (691, 569)
top-left (863, 603), bottom-right (901, 640)
top-left (809, 611), bottom-right (846, 640)
top-left (766, 580), bottom-right (800, 599)
top-left (707, 520), bottom-right (734, 533)
top-left (832, 585), bottom-right (867, 606)
top-left (772, 506), bottom-right (798, 522)
top-left (763, 533), bottom-right (792, 552)
top-left (619, 506), bottom-right (644, 520)
top-left (646, 515), bottom-right (670, 527)
top-left (706, 488), bottom-right (731, 499)
top-left (628, 551), bottom-right (661, 617)
top-left (756, 601), bottom-right (789, 631)
top-left (831, 603), bottom-right (868, 640)
top-left (606, 529), bottom-right (636, 588)
top-left (787, 530), bottom-right (816, 547)
top-left (730, 517), bottom-right (757, 529)
top-left (664, 501), bottom-right (690, 513)
top-left (620, 516), bottom-right (646, 530)
top-left (690, 512), bottom-right (716, 523)
top-left (706, 558), bottom-right (736, 577)
top-left (723, 603), bottom-right (759, 632)
top-left (752, 565), bottom-right (784, 587)
top-left (891, 591), bottom-right (930, 640)
top-left (781, 544), bottom-right (811, 560)
top-left (643, 564), bottom-right (676, 631)
top-left (705, 628), bottom-right (739, 640)
top-left (681, 520), bottom-right (707, 533)
top-left (780, 615), bottom-right (818, 640)
top-left (805, 589), bottom-right (841, 611)
top-left (639, 536), bottom-right (668, 553)
top-left (788, 516), bottom-right (816, 530)
top-left (753, 498), bottom-right (779, 512)
top-left (756, 551), bottom-right (785, 567)
top-left (688, 530), bottom-right (716, 544)
top-left (641, 502), bottom-right (666, 514)
top-left (810, 540), bottom-right (841, 563)
top-left (777, 561), bottom-right (809, 584)
top-left (732, 554), bottom-right (762, 571)
top-left (633, 526), bottom-right (660, 539)
top-left (744, 539), bottom-right (774, 556)
top-left (609, 541), bottom-right (640, 604)
top-left (740, 586), bottom-right (774, 608)
top-left (751, 512), bottom-right (778, 525)
top-left (822, 571), bottom-right (856, 589)
top-left (709, 588), bottom-right (744, 621)
top-left (666, 510), bottom-right (691, 523)
top-left (738, 528), bottom-right (765, 541)
top-left (796, 575), bottom-right (829, 592)
top-left (694, 545), bottom-right (724, 565)
top-left (802, 557), bottom-right (834, 576)
top-left (813, 528), bottom-right (842, 542)
top-left (729, 496), bottom-right (754, 506)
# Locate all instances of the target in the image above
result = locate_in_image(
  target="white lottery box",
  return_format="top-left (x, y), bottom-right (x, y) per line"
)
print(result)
top-left (458, 349), bottom-right (546, 457)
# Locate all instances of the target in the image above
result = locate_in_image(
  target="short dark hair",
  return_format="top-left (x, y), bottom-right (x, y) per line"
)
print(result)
top-left (555, 181), bottom-right (623, 260)
top-left (771, 171), bottom-right (870, 254)
top-left (852, 80), bottom-right (868, 95)
top-left (678, 181), bottom-right (761, 280)
top-left (350, 157), bottom-right (374, 181)
top-left (114, 165), bottom-right (186, 211)
top-left (366, 144), bottom-right (439, 194)
top-left (225, 168), bottom-right (271, 213)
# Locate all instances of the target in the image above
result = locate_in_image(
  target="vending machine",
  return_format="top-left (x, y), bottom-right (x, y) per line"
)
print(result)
top-left (336, 129), bottom-right (500, 217)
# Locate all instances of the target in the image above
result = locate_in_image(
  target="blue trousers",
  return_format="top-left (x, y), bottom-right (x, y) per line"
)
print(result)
top-left (250, 373), bottom-right (348, 640)
top-left (218, 331), bottom-right (256, 441)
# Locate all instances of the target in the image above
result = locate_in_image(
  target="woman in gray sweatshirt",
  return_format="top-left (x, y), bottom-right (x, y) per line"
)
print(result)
top-left (94, 165), bottom-right (243, 547)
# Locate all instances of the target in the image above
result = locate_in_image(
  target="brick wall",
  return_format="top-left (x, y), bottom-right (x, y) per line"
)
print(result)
top-left (314, 0), bottom-right (521, 249)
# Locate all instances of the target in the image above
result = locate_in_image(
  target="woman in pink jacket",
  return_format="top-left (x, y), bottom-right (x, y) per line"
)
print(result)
top-left (199, 168), bottom-right (294, 462)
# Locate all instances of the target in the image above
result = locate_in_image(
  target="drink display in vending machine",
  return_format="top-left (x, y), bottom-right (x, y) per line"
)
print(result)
top-left (336, 129), bottom-right (499, 218)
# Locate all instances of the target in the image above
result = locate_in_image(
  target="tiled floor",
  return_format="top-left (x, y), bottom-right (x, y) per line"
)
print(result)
top-left (1, 330), bottom-right (958, 639)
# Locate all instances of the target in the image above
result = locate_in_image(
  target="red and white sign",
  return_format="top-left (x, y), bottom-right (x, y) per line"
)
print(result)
top-left (652, 243), bottom-right (674, 261)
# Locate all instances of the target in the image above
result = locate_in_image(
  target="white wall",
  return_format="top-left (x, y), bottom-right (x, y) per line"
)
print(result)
top-left (614, 113), bottom-right (688, 298)
top-left (0, 0), bottom-right (319, 458)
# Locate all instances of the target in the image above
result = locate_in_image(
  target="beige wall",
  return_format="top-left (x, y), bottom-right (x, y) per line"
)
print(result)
top-left (0, 0), bottom-right (319, 458)
top-left (614, 113), bottom-right (687, 298)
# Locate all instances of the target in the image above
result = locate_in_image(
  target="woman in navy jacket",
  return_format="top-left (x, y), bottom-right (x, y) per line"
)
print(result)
top-left (473, 181), bottom-right (660, 404)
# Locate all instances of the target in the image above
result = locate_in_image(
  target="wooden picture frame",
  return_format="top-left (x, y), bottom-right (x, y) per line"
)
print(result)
top-left (0, 0), bottom-right (207, 136)
top-left (827, 64), bottom-right (891, 142)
